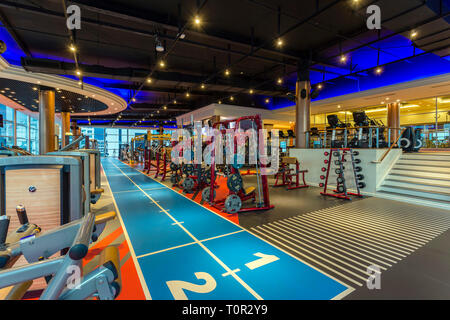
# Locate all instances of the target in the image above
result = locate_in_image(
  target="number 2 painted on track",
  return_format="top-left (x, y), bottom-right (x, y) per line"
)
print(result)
top-left (166, 272), bottom-right (217, 300)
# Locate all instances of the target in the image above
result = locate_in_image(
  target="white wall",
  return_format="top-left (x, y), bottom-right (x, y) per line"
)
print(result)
top-left (289, 148), bottom-right (402, 195)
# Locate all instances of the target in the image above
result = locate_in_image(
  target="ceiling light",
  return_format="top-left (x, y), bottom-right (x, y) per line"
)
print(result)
top-left (276, 38), bottom-right (283, 47)
top-left (218, 100), bottom-right (222, 104)
top-left (194, 16), bottom-right (201, 25)
top-left (155, 36), bottom-right (164, 52)
top-left (340, 55), bottom-right (347, 63)
top-left (185, 92), bottom-right (190, 98)
top-left (410, 30), bottom-right (418, 38)
top-left (265, 98), bottom-right (270, 104)
top-left (159, 60), bottom-right (165, 68)
top-left (75, 70), bottom-right (81, 76)
top-left (69, 44), bottom-right (76, 52)
top-left (375, 67), bottom-right (383, 74)
top-left (146, 78), bottom-right (152, 83)
top-left (163, 106), bottom-right (167, 110)
top-left (173, 100), bottom-right (177, 104)
top-left (225, 69), bottom-right (230, 76)
top-left (249, 89), bottom-right (254, 94)
top-left (230, 96), bottom-right (234, 101)
top-left (277, 78), bottom-right (283, 85)
top-left (201, 84), bottom-right (205, 89)
top-left (317, 84), bottom-right (323, 89)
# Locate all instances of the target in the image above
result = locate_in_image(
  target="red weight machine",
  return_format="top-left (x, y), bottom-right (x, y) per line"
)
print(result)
top-left (205, 115), bottom-right (274, 214)
top-left (273, 157), bottom-right (309, 190)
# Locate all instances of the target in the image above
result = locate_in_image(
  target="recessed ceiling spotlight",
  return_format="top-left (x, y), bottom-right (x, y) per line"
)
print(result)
top-left (276, 38), bottom-right (283, 47)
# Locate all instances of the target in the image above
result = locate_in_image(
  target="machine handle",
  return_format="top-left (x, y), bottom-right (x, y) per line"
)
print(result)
top-left (0, 216), bottom-right (10, 245)
top-left (15, 206), bottom-right (28, 226)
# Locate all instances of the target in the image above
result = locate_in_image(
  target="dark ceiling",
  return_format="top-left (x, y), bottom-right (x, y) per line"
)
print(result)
top-left (0, 0), bottom-right (448, 126)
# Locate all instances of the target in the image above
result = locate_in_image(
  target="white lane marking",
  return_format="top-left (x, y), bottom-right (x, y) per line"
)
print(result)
top-left (288, 216), bottom-right (402, 262)
top-left (245, 253), bottom-right (280, 270)
top-left (136, 230), bottom-right (245, 259)
top-left (109, 160), bottom-right (263, 300)
top-left (117, 159), bottom-right (354, 299)
top-left (172, 221), bottom-right (184, 226)
top-left (222, 269), bottom-right (241, 277)
top-left (250, 228), bottom-right (363, 287)
top-left (102, 160), bottom-right (152, 300)
top-left (259, 225), bottom-right (372, 279)
top-left (275, 219), bottom-right (392, 268)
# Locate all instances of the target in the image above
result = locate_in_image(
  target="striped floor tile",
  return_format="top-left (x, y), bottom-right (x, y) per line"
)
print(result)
top-left (250, 198), bottom-right (450, 288)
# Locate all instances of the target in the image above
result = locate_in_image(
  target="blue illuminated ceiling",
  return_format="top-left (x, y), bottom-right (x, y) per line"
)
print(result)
top-left (0, 0), bottom-right (449, 125)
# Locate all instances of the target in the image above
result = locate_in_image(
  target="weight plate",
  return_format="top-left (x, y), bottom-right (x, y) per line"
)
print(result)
top-left (324, 152), bottom-right (329, 156)
top-left (333, 151), bottom-right (340, 157)
top-left (355, 166), bottom-right (362, 172)
top-left (182, 177), bottom-right (195, 191)
top-left (321, 167), bottom-right (327, 172)
top-left (319, 183), bottom-right (324, 188)
top-left (334, 160), bottom-right (341, 165)
top-left (353, 151), bottom-right (360, 156)
top-left (170, 162), bottom-right (178, 171)
top-left (202, 187), bottom-right (216, 203)
top-left (337, 177), bottom-right (345, 184)
top-left (320, 175), bottom-right (325, 180)
top-left (227, 173), bottom-right (243, 193)
top-left (224, 194), bottom-right (242, 214)
top-left (170, 175), bottom-right (181, 184)
top-left (335, 169), bottom-right (342, 174)
top-left (324, 160), bottom-right (329, 164)
top-left (357, 174), bottom-right (364, 180)
top-left (183, 164), bottom-right (194, 176)
top-left (358, 182), bottom-right (366, 189)
top-left (223, 165), bottom-right (232, 177)
top-left (337, 185), bottom-right (346, 193)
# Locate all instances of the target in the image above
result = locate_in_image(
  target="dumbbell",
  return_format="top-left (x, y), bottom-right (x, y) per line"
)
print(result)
top-left (324, 152), bottom-right (329, 156)
top-left (357, 174), bottom-right (364, 180)
top-left (319, 183), bottom-right (325, 188)
top-left (324, 160), bottom-right (329, 164)
top-left (321, 167), bottom-right (327, 172)
top-left (353, 159), bottom-right (361, 164)
top-left (320, 175), bottom-right (326, 180)
top-left (353, 151), bottom-right (360, 156)
top-left (358, 182), bottom-right (366, 189)
top-left (355, 166), bottom-right (362, 172)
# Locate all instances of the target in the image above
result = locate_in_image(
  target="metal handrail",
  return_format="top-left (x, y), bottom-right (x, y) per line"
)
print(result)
top-left (372, 128), bottom-right (407, 163)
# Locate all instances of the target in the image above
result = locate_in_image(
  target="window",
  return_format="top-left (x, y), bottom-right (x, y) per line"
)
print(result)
top-left (0, 104), bottom-right (14, 147)
top-left (16, 111), bottom-right (29, 151)
top-left (30, 117), bottom-right (38, 154)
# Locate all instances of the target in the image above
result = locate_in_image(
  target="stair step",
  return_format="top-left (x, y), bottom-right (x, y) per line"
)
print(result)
top-left (402, 153), bottom-right (450, 161)
top-left (390, 169), bottom-right (450, 181)
top-left (376, 191), bottom-right (450, 211)
top-left (393, 164), bottom-right (450, 174)
top-left (385, 175), bottom-right (450, 188)
top-left (383, 179), bottom-right (450, 194)
top-left (396, 159), bottom-right (450, 168)
top-left (378, 185), bottom-right (450, 202)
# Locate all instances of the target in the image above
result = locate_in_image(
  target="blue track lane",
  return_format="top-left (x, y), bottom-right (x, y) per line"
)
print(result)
top-left (102, 158), bottom-right (352, 300)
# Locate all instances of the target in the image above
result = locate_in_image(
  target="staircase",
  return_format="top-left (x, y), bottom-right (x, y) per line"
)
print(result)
top-left (377, 152), bottom-right (450, 210)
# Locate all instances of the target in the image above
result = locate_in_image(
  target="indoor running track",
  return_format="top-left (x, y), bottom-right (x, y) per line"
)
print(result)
top-left (102, 157), bottom-right (353, 300)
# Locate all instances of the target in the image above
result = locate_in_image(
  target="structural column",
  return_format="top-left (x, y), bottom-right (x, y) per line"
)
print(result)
top-left (295, 66), bottom-right (311, 148)
top-left (38, 87), bottom-right (56, 154)
top-left (61, 112), bottom-right (70, 147)
top-left (387, 102), bottom-right (400, 142)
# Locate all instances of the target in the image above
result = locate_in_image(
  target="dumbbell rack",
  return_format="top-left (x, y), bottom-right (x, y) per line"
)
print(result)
top-left (320, 148), bottom-right (363, 200)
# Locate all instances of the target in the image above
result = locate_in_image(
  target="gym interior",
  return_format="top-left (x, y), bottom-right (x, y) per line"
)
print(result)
top-left (0, 0), bottom-right (449, 303)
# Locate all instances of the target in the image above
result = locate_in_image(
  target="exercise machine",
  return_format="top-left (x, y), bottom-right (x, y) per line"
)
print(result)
top-left (273, 157), bottom-right (309, 190)
top-left (0, 206), bottom-right (120, 300)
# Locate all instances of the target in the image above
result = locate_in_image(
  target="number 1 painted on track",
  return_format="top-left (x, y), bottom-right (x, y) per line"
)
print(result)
top-left (245, 252), bottom-right (279, 270)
